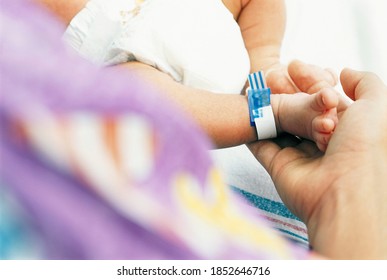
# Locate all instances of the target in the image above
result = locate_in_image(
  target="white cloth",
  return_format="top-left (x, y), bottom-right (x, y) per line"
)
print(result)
top-left (63, 0), bottom-right (250, 94)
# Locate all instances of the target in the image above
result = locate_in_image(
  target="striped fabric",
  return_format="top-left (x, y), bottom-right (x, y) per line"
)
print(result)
top-left (232, 188), bottom-right (308, 246)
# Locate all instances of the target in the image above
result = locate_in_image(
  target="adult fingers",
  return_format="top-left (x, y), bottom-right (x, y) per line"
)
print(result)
top-left (288, 60), bottom-right (338, 94)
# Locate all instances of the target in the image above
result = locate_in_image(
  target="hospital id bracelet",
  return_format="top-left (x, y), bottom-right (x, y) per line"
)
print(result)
top-left (247, 71), bottom-right (277, 140)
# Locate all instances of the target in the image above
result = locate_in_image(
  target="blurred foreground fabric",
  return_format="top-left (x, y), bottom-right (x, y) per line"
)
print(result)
top-left (0, 0), bottom-right (307, 259)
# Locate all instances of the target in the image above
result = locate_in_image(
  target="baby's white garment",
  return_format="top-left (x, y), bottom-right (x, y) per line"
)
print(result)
top-left (64, 0), bottom-right (250, 94)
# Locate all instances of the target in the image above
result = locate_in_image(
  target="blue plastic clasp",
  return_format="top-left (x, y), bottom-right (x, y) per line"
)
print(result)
top-left (247, 87), bottom-right (271, 126)
top-left (247, 71), bottom-right (272, 126)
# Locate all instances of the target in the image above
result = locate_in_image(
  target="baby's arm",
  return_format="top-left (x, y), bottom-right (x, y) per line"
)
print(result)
top-left (120, 62), bottom-right (258, 148)
top-left (121, 62), bottom-right (338, 151)
top-left (224, 0), bottom-right (286, 74)
top-left (226, 1), bottom-right (339, 102)
top-left (35, 0), bottom-right (87, 25)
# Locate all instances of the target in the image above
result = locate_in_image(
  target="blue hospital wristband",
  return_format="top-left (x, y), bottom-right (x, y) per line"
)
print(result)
top-left (247, 71), bottom-right (277, 140)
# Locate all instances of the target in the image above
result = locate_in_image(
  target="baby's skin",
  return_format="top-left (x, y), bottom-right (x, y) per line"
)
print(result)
top-left (270, 87), bottom-right (339, 151)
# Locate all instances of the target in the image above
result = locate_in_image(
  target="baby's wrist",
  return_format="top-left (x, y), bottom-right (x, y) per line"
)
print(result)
top-left (267, 93), bottom-right (281, 134)
top-left (249, 45), bottom-right (281, 73)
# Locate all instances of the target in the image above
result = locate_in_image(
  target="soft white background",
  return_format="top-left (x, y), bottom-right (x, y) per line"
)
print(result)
top-left (283, 0), bottom-right (387, 84)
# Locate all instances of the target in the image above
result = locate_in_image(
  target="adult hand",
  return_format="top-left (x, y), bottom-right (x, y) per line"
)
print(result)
top-left (265, 60), bottom-right (337, 94)
top-left (249, 69), bottom-right (387, 259)
top-left (265, 59), bottom-right (352, 122)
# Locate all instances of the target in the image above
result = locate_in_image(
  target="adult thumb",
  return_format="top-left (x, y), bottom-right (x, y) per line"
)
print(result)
top-left (340, 68), bottom-right (387, 102)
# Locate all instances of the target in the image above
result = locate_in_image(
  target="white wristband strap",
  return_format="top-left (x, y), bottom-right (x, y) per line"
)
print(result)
top-left (254, 105), bottom-right (277, 139)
